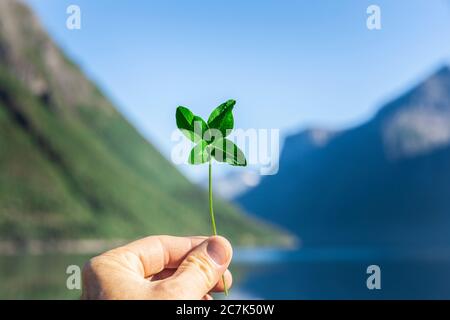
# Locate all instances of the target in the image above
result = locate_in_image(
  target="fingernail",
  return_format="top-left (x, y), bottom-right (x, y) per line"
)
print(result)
top-left (207, 238), bottom-right (228, 265)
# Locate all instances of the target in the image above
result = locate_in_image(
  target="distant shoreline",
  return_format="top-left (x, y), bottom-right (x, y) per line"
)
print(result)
top-left (0, 239), bottom-right (129, 255)
top-left (0, 238), bottom-right (298, 255)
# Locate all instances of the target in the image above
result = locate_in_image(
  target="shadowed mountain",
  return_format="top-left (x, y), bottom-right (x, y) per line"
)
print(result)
top-left (238, 66), bottom-right (450, 247)
top-left (0, 0), bottom-right (291, 246)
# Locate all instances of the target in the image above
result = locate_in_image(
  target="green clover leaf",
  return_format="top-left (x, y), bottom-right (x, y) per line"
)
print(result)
top-left (188, 140), bottom-right (210, 165)
top-left (207, 99), bottom-right (235, 138)
top-left (211, 138), bottom-right (247, 166)
top-left (176, 106), bottom-right (208, 143)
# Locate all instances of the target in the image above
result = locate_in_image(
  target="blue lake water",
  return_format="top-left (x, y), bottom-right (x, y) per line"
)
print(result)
top-left (228, 247), bottom-right (450, 299)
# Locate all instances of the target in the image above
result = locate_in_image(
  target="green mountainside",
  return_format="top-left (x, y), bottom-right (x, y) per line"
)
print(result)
top-left (0, 0), bottom-right (290, 246)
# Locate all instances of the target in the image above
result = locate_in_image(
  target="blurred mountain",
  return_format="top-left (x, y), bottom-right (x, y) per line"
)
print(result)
top-left (0, 0), bottom-right (291, 246)
top-left (238, 66), bottom-right (450, 247)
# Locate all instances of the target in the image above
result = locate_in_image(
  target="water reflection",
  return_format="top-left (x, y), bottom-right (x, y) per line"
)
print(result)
top-left (232, 247), bottom-right (450, 299)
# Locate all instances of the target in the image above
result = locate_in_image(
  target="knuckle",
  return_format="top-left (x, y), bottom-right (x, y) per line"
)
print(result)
top-left (183, 254), bottom-right (216, 288)
top-left (86, 255), bottom-right (103, 269)
top-left (82, 256), bottom-right (102, 281)
top-left (82, 254), bottom-right (113, 280)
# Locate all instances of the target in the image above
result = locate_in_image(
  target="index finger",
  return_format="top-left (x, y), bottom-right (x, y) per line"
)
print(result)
top-left (104, 235), bottom-right (208, 278)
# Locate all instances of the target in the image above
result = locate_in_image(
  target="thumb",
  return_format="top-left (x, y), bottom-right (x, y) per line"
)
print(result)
top-left (163, 236), bottom-right (232, 299)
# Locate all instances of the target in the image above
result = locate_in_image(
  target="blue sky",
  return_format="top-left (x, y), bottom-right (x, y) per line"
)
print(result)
top-left (25, 0), bottom-right (450, 180)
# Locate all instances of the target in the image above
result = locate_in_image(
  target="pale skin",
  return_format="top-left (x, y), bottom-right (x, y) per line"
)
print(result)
top-left (81, 235), bottom-right (233, 300)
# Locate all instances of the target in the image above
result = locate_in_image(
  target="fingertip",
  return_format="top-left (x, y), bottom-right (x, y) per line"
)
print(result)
top-left (207, 236), bottom-right (233, 266)
top-left (211, 269), bottom-right (233, 292)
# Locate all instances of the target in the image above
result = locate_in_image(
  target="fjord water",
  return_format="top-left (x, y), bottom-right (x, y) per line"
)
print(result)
top-left (230, 247), bottom-right (450, 299)
top-left (2, 248), bottom-right (450, 299)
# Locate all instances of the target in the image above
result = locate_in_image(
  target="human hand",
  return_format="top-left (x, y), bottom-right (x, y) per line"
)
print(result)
top-left (81, 235), bottom-right (232, 300)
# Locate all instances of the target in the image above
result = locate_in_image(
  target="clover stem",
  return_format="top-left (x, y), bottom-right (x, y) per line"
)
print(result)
top-left (208, 160), bottom-right (217, 235)
top-left (208, 159), bottom-right (229, 296)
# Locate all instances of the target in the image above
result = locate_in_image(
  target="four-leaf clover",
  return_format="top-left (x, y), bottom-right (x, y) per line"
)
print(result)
top-left (176, 99), bottom-right (247, 166)
top-left (175, 99), bottom-right (247, 296)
